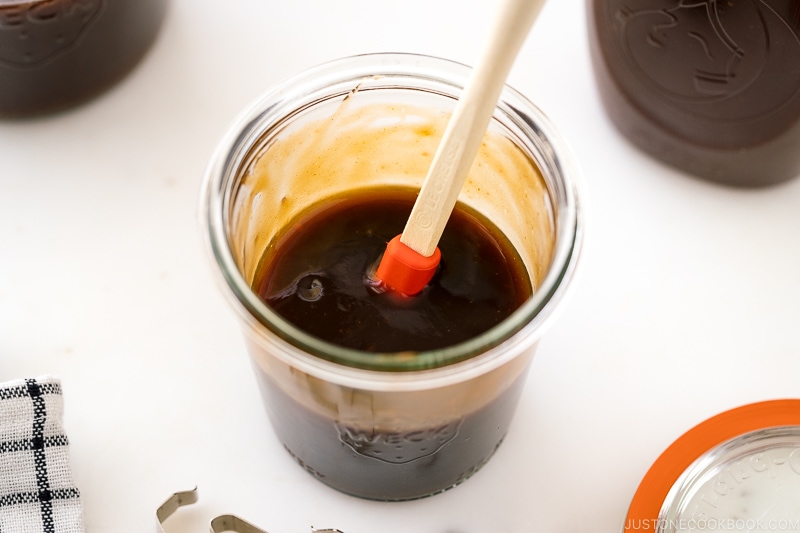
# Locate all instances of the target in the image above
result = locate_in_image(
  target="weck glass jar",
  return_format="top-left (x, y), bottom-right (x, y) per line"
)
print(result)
top-left (587, 0), bottom-right (800, 187)
top-left (201, 52), bottom-right (584, 501)
top-left (0, 0), bottom-right (168, 118)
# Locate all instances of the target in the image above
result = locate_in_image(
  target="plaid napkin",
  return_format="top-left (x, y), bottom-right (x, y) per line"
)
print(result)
top-left (0, 376), bottom-right (84, 533)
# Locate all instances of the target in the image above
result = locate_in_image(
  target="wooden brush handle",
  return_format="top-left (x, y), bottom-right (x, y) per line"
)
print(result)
top-left (401, 0), bottom-right (548, 257)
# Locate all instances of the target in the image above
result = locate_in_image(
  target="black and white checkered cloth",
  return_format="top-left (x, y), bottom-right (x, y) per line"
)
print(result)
top-left (0, 376), bottom-right (84, 533)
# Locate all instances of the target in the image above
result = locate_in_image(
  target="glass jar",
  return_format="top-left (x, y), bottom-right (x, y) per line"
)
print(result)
top-left (201, 52), bottom-right (584, 501)
top-left (0, 0), bottom-right (168, 118)
top-left (587, 0), bottom-right (800, 187)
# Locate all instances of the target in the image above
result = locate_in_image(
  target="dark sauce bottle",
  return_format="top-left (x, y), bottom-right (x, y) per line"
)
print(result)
top-left (587, 0), bottom-right (800, 186)
top-left (0, 0), bottom-right (168, 118)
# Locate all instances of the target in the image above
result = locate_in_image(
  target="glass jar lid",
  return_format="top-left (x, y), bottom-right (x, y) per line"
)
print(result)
top-left (624, 400), bottom-right (800, 533)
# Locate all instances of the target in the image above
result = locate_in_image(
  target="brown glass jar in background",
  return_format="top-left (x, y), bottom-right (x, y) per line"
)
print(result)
top-left (587, 0), bottom-right (800, 187)
top-left (0, 0), bottom-right (168, 118)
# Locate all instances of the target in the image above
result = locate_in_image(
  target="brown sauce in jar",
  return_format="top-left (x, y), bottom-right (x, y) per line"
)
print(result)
top-left (587, 0), bottom-right (800, 186)
top-left (252, 187), bottom-right (532, 353)
top-left (249, 190), bottom-right (535, 499)
top-left (0, 0), bottom-right (168, 118)
top-left (255, 363), bottom-right (529, 501)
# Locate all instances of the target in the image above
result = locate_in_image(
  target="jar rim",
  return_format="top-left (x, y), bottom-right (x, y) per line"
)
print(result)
top-left (200, 52), bottom-right (585, 375)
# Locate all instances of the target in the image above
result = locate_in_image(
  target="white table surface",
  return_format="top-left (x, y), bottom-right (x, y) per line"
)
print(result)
top-left (2, 1), bottom-right (800, 532)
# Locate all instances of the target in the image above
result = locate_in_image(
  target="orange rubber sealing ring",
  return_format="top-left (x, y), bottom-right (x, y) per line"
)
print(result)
top-left (375, 235), bottom-right (441, 296)
top-left (624, 399), bottom-right (800, 532)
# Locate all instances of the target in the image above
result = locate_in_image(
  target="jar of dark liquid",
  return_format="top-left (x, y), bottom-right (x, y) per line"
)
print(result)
top-left (587, 0), bottom-right (800, 187)
top-left (202, 53), bottom-right (585, 501)
top-left (0, 0), bottom-right (168, 118)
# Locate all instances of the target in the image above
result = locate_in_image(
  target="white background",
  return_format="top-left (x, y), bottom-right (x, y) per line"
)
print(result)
top-left (2, 1), bottom-right (800, 532)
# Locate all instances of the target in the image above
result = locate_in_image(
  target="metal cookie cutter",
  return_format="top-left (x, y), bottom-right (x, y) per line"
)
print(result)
top-left (156, 487), bottom-right (344, 533)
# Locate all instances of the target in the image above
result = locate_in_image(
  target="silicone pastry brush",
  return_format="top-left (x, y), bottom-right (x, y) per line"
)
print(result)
top-left (373, 0), bottom-right (547, 295)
